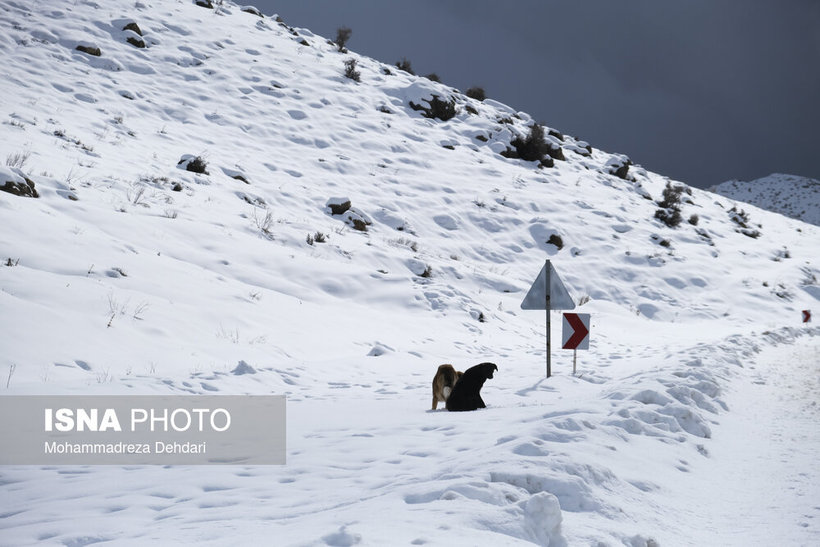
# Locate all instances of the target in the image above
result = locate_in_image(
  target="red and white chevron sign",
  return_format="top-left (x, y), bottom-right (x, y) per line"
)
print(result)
top-left (562, 313), bottom-right (590, 350)
top-left (803, 310), bottom-right (812, 323)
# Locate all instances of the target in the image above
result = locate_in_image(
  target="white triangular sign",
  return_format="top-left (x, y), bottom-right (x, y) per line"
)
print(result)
top-left (520, 260), bottom-right (576, 310)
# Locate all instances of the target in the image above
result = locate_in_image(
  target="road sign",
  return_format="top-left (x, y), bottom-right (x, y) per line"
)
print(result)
top-left (803, 310), bottom-right (812, 323)
top-left (520, 260), bottom-right (576, 378)
top-left (520, 261), bottom-right (576, 310)
top-left (562, 313), bottom-right (590, 350)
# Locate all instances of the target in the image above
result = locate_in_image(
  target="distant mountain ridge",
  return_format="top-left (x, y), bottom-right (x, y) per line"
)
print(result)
top-left (710, 174), bottom-right (820, 226)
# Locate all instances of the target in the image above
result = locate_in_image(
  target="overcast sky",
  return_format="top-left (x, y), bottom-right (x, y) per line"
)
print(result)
top-left (250, 0), bottom-right (819, 189)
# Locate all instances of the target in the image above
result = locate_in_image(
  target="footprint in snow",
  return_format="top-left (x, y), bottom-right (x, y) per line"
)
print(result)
top-left (202, 485), bottom-right (234, 492)
top-left (74, 93), bottom-right (96, 103)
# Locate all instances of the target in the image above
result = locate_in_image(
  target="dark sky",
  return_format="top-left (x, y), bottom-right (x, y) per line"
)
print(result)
top-left (250, 0), bottom-right (820, 189)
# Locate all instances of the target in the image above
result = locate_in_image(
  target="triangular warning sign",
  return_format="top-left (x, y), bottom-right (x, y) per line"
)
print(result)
top-left (520, 260), bottom-right (576, 310)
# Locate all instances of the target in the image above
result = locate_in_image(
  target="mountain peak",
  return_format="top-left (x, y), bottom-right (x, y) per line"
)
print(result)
top-left (710, 173), bottom-right (820, 226)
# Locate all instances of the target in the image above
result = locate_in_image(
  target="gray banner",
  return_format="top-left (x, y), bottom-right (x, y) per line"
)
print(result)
top-left (0, 395), bottom-right (286, 465)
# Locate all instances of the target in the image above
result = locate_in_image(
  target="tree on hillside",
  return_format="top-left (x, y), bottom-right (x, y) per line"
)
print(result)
top-left (334, 27), bottom-right (352, 52)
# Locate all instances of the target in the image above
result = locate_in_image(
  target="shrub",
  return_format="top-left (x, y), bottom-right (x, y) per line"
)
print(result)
top-left (5, 150), bottom-right (30, 168)
top-left (425, 73), bottom-right (440, 82)
top-left (409, 95), bottom-right (456, 121)
top-left (728, 206), bottom-right (750, 227)
top-left (186, 156), bottom-right (208, 174)
top-left (253, 208), bottom-right (274, 239)
top-left (334, 27), bottom-right (352, 52)
top-left (511, 124), bottom-right (550, 162)
top-left (658, 182), bottom-right (684, 209)
top-left (465, 86), bottom-right (486, 101)
top-left (728, 206), bottom-right (761, 238)
top-left (547, 234), bottom-right (564, 250)
top-left (655, 206), bottom-right (681, 227)
top-left (426, 95), bottom-right (455, 121)
top-left (396, 57), bottom-right (414, 75)
top-left (306, 231), bottom-right (328, 245)
top-left (344, 58), bottom-right (360, 81)
top-left (654, 182), bottom-right (683, 228)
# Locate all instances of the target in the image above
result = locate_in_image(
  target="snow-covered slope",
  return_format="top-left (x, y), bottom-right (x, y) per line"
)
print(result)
top-left (711, 173), bottom-right (820, 226)
top-left (1, 1), bottom-right (818, 545)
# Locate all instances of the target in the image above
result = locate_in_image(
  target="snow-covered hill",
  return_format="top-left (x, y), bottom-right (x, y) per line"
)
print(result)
top-left (711, 173), bottom-right (820, 226)
top-left (1, 1), bottom-right (818, 545)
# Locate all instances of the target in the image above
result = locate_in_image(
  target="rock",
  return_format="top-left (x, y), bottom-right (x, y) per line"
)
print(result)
top-left (76, 44), bottom-right (101, 56)
top-left (326, 197), bottom-right (352, 216)
top-left (122, 22), bottom-right (143, 36)
top-left (1, 170), bottom-right (39, 198)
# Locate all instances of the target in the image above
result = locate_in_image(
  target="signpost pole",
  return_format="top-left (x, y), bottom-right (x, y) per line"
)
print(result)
top-left (521, 259), bottom-right (575, 380)
top-left (545, 260), bottom-right (551, 378)
top-left (573, 349), bottom-right (577, 375)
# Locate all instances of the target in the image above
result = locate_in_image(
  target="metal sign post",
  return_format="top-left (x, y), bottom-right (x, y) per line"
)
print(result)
top-left (545, 262), bottom-right (551, 378)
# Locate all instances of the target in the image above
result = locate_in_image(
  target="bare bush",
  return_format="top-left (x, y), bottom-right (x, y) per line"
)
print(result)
top-left (334, 27), bottom-right (352, 52)
top-left (5, 150), bottom-right (30, 168)
top-left (344, 58), bottom-right (360, 82)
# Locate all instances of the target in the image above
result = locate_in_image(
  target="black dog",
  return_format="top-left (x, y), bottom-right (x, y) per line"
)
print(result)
top-left (446, 362), bottom-right (497, 411)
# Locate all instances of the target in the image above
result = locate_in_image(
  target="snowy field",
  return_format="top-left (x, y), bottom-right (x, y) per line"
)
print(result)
top-left (1, 1), bottom-right (818, 545)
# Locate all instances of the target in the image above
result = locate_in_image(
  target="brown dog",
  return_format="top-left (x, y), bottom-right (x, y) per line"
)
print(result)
top-left (431, 364), bottom-right (463, 410)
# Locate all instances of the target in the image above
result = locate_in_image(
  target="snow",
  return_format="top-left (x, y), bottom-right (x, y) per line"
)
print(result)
top-left (1, 0), bottom-right (818, 545)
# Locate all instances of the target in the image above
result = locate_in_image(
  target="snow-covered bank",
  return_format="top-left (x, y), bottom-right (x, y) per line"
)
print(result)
top-left (675, 330), bottom-right (820, 546)
top-left (2, 327), bottom-right (817, 546)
